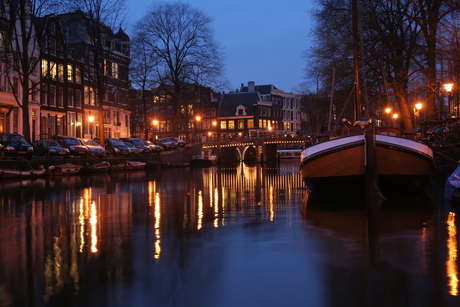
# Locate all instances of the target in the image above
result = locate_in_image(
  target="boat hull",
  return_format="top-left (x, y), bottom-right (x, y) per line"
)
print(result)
top-left (46, 163), bottom-right (82, 176)
top-left (299, 134), bottom-right (434, 192)
top-left (81, 161), bottom-right (110, 173)
top-left (123, 161), bottom-right (146, 170)
top-left (0, 168), bottom-right (45, 179)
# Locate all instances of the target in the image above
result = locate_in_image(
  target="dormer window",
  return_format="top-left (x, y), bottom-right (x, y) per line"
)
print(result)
top-left (235, 105), bottom-right (246, 116)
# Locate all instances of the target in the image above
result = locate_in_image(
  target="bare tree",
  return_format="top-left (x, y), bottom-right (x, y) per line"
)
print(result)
top-left (130, 32), bottom-right (158, 140)
top-left (410, 0), bottom-right (460, 120)
top-left (0, 0), bottom-right (48, 141)
top-left (305, 0), bottom-right (460, 133)
top-left (132, 2), bottom-right (224, 136)
top-left (302, 0), bottom-right (355, 126)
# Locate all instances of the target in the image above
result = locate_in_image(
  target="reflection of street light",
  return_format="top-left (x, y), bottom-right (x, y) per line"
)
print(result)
top-left (152, 119), bottom-right (159, 140)
top-left (88, 116), bottom-right (95, 140)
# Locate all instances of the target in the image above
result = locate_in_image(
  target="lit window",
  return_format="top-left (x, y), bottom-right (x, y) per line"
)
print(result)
top-left (58, 64), bottom-right (64, 81)
top-left (67, 64), bottom-right (73, 81)
top-left (220, 121), bottom-right (227, 130)
top-left (111, 62), bottom-right (119, 78)
top-left (41, 59), bottom-right (48, 77)
top-left (50, 61), bottom-right (57, 79)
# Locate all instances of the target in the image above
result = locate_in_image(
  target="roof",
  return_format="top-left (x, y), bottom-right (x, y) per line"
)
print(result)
top-left (240, 84), bottom-right (277, 95)
top-left (114, 27), bottom-right (130, 42)
top-left (218, 92), bottom-right (261, 117)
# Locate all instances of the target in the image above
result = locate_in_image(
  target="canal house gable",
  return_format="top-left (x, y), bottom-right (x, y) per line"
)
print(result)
top-left (218, 90), bottom-right (275, 138)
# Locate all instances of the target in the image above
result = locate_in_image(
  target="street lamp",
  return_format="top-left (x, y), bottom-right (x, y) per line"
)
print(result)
top-left (444, 83), bottom-right (454, 116)
top-left (152, 119), bottom-right (159, 140)
top-left (195, 116), bottom-right (201, 143)
top-left (392, 113), bottom-right (399, 128)
top-left (88, 116), bottom-right (95, 140)
top-left (385, 108), bottom-right (392, 126)
top-left (212, 120), bottom-right (217, 141)
top-left (414, 103), bottom-right (423, 129)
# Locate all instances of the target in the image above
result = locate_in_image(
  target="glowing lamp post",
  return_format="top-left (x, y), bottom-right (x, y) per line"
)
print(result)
top-left (444, 83), bottom-right (454, 116)
top-left (88, 116), bottom-right (95, 140)
top-left (414, 103), bottom-right (423, 128)
top-left (212, 120), bottom-right (217, 141)
top-left (152, 119), bottom-right (159, 140)
top-left (392, 113), bottom-right (399, 128)
top-left (195, 116), bottom-right (201, 143)
top-left (385, 108), bottom-right (391, 126)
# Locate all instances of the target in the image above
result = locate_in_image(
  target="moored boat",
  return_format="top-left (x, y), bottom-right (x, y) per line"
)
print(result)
top-left (299, 127), bottom-right (434, 192)
top-left (123, 161), bottom-right (146, 170)
top-left (0, 166), bottom-right (45, 179)
top-left (46, 163), bottom-right (82, 176)
top-left (81, 161), bottom-right (111, 173)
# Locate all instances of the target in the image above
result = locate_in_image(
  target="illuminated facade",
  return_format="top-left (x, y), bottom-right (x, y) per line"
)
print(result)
top-left (35, 15), bottom-right (85, 139)
top-left (129, 85), bottom-right (220, 141)
top-left (218, 81), bottom-right (302, 139)
top-left (49, 11), bottom-right (132, 140)
top-left (0, 8), bottom-right (131, 141)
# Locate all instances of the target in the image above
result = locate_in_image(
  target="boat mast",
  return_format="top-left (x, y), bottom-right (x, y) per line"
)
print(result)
top-left (352, 0), bottom-right (361, 122)
top-left (328, 63), bottom-right (336, 131)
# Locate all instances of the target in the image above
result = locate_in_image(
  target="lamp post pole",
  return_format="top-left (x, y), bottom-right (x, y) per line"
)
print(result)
top-left (212, 120), bottom-right (217, 141)
top-left (385, 108), bottom-right (391, 126)
top-left (444, 83), bottom-right (454, 117)
top-left (152, 119), bottom-right (159, 141)
top-left (195, 116), bottom-right (201, 143)
top-left (88, 116), bottom-right (95, 140)
top-left (392, 113), bottom-right (399, 128)
top-left (414, 103), bottom-right (423, 129)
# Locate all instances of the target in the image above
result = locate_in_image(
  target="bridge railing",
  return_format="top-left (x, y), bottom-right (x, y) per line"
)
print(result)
top-left (201, 137), bottom-right (310, 149)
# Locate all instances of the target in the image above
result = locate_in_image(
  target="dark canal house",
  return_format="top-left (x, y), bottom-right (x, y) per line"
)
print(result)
top-left (35, 11), bottom-right (131, 141)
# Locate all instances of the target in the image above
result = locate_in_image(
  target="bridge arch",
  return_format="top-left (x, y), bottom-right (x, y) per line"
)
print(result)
top-left (236, 145), bottom-right (256, 161)
top-left (202, 137), bottom-right (309, 163)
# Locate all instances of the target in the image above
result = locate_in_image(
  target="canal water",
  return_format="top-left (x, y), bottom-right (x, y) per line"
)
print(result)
top-left (0, 160), bottom-right (459, 307)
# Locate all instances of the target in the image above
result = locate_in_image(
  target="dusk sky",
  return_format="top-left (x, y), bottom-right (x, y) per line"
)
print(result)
top-left (124, 0), bottom-right (316, 93)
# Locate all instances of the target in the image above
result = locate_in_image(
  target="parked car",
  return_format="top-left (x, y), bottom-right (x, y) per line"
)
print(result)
top-left (155, 138), bottom-right (177, 150)
top-left (167, 137), bottom-right (186, 147)
top-left (33, 140), bottom-right (70, 157)
top-left (123, 141), bottom-right (142, 154)
top-left (52, 136), bottom-right (89, 156)
top-left (144, 140), bottom-right (163, 153)
top-left (120, 137), bottom-right (152, 153)
top-left (79, 138), bottom-right (106, 156)
top-left (104, 138), bottom-right (131, 156)
top-left (0, 133), bottom-right (34, 158)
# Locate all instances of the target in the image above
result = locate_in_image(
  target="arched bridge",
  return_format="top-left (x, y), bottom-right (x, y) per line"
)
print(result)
top-left (201, 137), bottom-right (309, 163)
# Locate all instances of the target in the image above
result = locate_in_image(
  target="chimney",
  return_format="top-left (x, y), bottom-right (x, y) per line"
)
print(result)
top-left (248, 81), bottom-right (255, 92)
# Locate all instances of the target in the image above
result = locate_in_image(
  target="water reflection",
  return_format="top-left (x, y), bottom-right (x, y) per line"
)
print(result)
top-left (0, 161), bottom-right (459, 306)
top-left (447, 212), bottom-right (459, 296)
